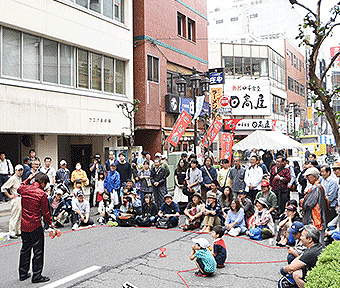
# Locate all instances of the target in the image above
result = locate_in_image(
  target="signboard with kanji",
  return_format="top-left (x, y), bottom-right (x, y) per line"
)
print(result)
top-left (220, 133), bottom-right (233, 163)
top-left (224, 79), bottom-right (271, 116)
top-left (209, 68), bottom-right (225, 85)
top-left (166, 110), bottom-right (192, 147)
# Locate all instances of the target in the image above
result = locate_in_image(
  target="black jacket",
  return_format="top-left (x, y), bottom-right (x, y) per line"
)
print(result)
top-left (150, 166), bottom-right (167, 186)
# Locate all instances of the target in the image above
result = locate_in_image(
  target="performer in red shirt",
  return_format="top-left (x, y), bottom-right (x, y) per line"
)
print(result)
top-left (18, 172), bottom-right (54, 283)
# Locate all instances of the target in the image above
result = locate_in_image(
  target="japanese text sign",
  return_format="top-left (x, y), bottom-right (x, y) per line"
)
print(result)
top-left (220, 133), bottom-right (233, 163)
top-left (202, 116), bottom-right (223, 148)
top-left (166, 110), bottom-right (192, 147)
top-left (224, 79), bottom-right (271, 116)
top-left (209, 72), bottom-right (224, 85)
top-left (224, 119), bottom-right (275, 131)
top-left (210, 87), bottom-right (223, 109)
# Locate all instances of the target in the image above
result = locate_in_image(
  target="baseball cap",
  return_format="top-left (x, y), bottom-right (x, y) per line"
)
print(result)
top-left (76, 190), bottom-right (84, 196)
top-left (288, 221), bottom-right (304, 234)
top-left (155, 152), bottom-right (162, 157)
top-left (15, 164), bottom-right (23, 171)
top-left (60, 160), bottom-right (67, 165)
top-left (304, 167), bottom-right (320, 177)
top-left (163, 194), bottom-right (173, 200)
top-left (256, 197), bottom-right (268, 208)
top-left (192, 238), bottom-right (210, 249)
top-left (55, 189), bottom-right (63, 195)
top-left (261, 179), bottom-right (270, 187)
top-left (237, 190), bottom-right (246, 194)
top-left (286, 205), bottom-right (297, 212)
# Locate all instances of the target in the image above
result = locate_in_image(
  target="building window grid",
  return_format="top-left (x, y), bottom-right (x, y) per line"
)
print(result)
top-left (187, 18), bottom-right (195, 42)
top-left (0, 26), bottom-right (125, 96)
top-left (177, 13), bottom-right (186, 38)
top-left (147, 55), bottom-right (159, 83)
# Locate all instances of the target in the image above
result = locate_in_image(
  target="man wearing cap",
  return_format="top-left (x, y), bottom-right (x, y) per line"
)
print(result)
top-left (71, 190), bottom-right (93, 230)
top-left (320, 165), bottom-right (338, 223)
top-left (301, 167), bottom-right (327, 246)
top-left (255, 179), bottom-right (277, 219)
top-left (286, 222), bottom-right (307, 264)
top-left (56, 160), bottom-right (71, 187)
top-left (244, 155), bottom-right (263, 203)
top-left (0, 152), bottom-right (14, 203)
top-left (1, 164), bottom-right (23, 239)
top-left (158, 194), bottom-right (180, 228)
top-left (279, 225), bottom-right (323, 288)
top-left (269, 155), bottom-right (291, 216)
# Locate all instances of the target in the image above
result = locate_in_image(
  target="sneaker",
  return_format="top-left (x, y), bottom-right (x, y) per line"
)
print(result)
top-left (194, 271), bottom-right (207, 277)
top-left (72, 223), bottom-right (79, 230)
top-left (217, 264), bottom-right (225, 268)
top-left (108, 221), bottom-right (118, 227)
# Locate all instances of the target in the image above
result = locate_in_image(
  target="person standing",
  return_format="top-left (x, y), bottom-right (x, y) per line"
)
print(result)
top-left (22, 157), bottom-right (31, 181)
top-left (70, 163), bottom-right (89, 188)
top-left (332, 162), bottom-right (340, 231)
top-left (217, 159), bottom-right (231, 191)
top-left (301, 167), bottom-right (328, 247)
top-left (269, 156), bottom-right (291, 216)
top-left (105, 151), bottom-right (116, 172)
top-left (116, 153), bottom-right (132, 188)
top-left (150, 159), bottom-right (167, 208)
top-left (55, 160), bottom-right (71, 188)
top-left (1, 165), bottom-right (23, 238)
top-left (244, 156), bottom-right (263, 203)
top-left (0, 152), bottom-right (14, 203)
top-left (24, 159), bottom-right (40, 183)
top-left (173, 159), bottom-right (189, 210)
top-left (104, 163), bottom-right (121, 208)
top-left (229, 156), bottom-right (246, 197)
top-left (89, 155), bottom-right (105, 208)
top-left (262, 150), bottom-right (273, 172)
top-left (18, 173), bottom-right (53, 283)
top-left (185, 159), bottom-right (203, 197)
top-left (28, 149), bottom-right (39, 167)
top-left (200, 157), bottom-right (217, 202)
top-left (320, 165), bottom-right (338, 224)
top-left (40, 157), bottom-right (56, 193)
top-left (137, 161), bottom-right (153, 202)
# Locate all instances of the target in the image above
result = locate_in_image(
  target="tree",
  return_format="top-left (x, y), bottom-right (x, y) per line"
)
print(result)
top-left (290, 0), bottom-right (340, 147)
top-left (116, 99), bottom-right (140, 149)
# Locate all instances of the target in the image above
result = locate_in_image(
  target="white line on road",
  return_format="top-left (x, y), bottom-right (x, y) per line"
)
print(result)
top-left (40, 265), bottom-right (101, 288)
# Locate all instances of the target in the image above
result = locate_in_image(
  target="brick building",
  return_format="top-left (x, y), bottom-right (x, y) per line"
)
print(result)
top-left (133, 0), bottom-right (208, 156)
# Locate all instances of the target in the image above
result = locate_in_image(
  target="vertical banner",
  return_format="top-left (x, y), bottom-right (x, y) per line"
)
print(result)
top-left (193, 96), bottom-right (205, 120)
top-left (210, 87), bottom-right (223, 109)
top-left (201, 116), bottom-right (223, 148)
top-left (166, 110), bottom-right (192, 147)
top-left (220, 133), bottom-right (234, 163)
top-left (307, 107), bottom-right (313, 120)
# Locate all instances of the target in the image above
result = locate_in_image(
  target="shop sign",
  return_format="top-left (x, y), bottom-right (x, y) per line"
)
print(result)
top-left (224, 119), bottom-right (275, 131)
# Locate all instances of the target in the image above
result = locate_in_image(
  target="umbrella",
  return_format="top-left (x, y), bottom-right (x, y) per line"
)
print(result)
top-left (232, 130), bottom-right (303, 151)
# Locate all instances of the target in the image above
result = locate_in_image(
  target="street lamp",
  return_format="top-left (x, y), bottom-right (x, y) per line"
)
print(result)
top-left (176, 70), bottom-right (210, 155)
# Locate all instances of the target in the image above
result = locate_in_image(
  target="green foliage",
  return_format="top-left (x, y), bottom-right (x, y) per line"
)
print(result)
top-left (305, 241), bottom-right (340, 288)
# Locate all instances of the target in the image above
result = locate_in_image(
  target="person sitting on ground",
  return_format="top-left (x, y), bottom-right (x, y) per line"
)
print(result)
top-left (255, 179), bottom-right (277, 220)
top-left (237, 190), bottom-right (255, 226)
top-left (190, 238), bottom-right (217, 277)
top-left (277, 203), bottom-right (302, 247)
top-left (286, 222), bottom-right (306, 264)
top-left (48, 189), bottom-right (67, 228)
top-left (218, 185), bottom-right (233, 214)
top-left (120, 179), bottom-right (137, 204)
top-left (97, 192), bottom-right (115, 225)
top-left (71, 190), bottom-right (94, 230)
top-left (72, 179), bottom-right (83, 197)
top-left (252, 197), bottom-right (274, 238)
top-left (279, 225), bottom-right (323, 288)
top-left (200, 191), bottom-right (222, 233)
top-left (157, 194), bottom-right (180, 228)
top-left (224, 198), bottom-right (247, 236)
top-left (183, 193), bottom-right (205, 231)
top-left (211, 225), bottom-right (227, 268)
top-left (120, 189), bottom-right (142, 216)
top-left (135, 194), bottom-right (158, 226)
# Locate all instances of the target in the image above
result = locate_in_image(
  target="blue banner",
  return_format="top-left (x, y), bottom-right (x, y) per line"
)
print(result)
top-left (179, 97), bottom-right (210, 117)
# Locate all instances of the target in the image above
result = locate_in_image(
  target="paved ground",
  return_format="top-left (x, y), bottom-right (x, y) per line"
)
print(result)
top-left (0, 221), bottom-right (287, 288)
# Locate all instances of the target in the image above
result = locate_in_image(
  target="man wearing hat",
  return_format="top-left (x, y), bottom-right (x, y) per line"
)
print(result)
top-left (56, 160), bottom-right (71, 188)
top-left (158, 194), bottom-right (180, 228)
top-left (301, 167), bottom-right (328, 246)
top-left (332, 161), bottom-right (340, 231)
top-left (1, 164), bottom-right (23, 239)
top-left (71, 189), bottom-right (93, 230)
top-left (255, 179), bottom-right (277, 219)
top-left (183, 193), bottom-right (204, 231)
top-left (286, 222), bottom-right (306, 264)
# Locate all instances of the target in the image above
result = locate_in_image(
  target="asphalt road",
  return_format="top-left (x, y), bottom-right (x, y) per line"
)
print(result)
top-left (0, 221), bottom-right (287, 288)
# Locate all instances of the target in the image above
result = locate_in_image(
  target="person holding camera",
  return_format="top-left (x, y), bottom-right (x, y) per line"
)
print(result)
top-left (120, 188), bottom-right (142, 216)
top-left (89, 155), bottom-right (105, 208)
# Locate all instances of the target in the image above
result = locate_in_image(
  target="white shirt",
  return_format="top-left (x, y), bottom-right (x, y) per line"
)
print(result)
top-left (244, 165), bottom-right (263, 192)
top-left (0, 158), bottom-right (13, 175)
top-left (40, 166), bottom-right (56, 184)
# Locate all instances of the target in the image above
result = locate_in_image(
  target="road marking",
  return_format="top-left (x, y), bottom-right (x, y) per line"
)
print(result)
top-left (40, 265), bottom-right (101, 288)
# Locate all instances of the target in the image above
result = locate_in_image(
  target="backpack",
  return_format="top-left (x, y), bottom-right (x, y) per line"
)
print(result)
top-left (155, 217), bottom-right (171, 229)
top-left (248, 227), bottom-right (262, 240)
top-left (117, 213), bottom-right (135, 227)
top-left (135, 215), bottom-right (152, 227)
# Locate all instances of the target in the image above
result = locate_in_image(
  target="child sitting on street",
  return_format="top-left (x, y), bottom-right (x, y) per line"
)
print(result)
top-left (190, 238), bottom-right (217, 277)
top-left (211, 225), bottom-right (227, 268)
top-left (183, 193), bottom-right (205, 231)
top-left (200, 190), bottom-right (222, 233)
top-left (72, 179), bottom-right (83, 197)
top-left (97, 192), bottom-right (115, 225)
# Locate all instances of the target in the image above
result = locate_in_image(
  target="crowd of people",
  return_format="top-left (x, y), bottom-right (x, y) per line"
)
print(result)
top-left (1, 148), bottom-right (339, 286)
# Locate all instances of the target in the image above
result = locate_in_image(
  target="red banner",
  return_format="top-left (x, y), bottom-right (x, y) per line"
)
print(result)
top-left (224, 119), bottom-right (242, 130)
top-left (166, 110), bottom-right (192, 147)
top-left (202, 116), bottom-right (223, 148)
top-left (220, 133), bottom-right (233, 163)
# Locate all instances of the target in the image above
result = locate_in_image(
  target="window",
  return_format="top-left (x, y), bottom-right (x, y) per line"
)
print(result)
top-left (91, 53), bottom-right (102, 90)
top-left (76, 0), bottom-right (88, 8)
top-left (177, 13), bottom-right (185, 37)
top-left (299, 59), bottom-right (302, 72)
top-left (242, 57), bottom-right (251, 75)
top-left (167, 71), bottom-right (180, 95)
top-left (2, 27), bottom-right (20, 78)
top-left (104, 56), bottom-right (114, 93)
top-left (250, 13), bottom-right (258, 18)
top-left (273, 95), bottom-right (285, 115)
top-left (78, 49), bottom-right (89, 88)
top-left (115, 59), bottom-right (125, 94)
top-left (60, 44), bottom-right (74, 86)
top-left (187, 19), bottom-right (195, 42)
top-left (223, 56), bottom-right (234, 75)
top-left (288, 76), bottom-right (294, 91)
top-left (43, 39), bottom-right (58, 83)
top-left (231, 17), bottom-right (238, 22)
top-left (114, 0), bottom-right (124, 22)
top-left (300, 84), bottom-right (305, 96)
top-left (216, 19), bottom-right (223, 24)
top-left (103, 0), bottom-right (114, 18)
top-left (89, 0), bottom-right (101, 12)
top-left (147, 55), bottom-right (159, 82)
top-left (234, 57), bottom-right (242, 75)
top-left (23, 33), bottom-right (40, 81)
top-left (295, 80), bottom-right (299, 94)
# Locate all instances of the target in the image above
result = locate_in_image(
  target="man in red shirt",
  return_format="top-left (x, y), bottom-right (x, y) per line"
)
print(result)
top-left (18, 172), bottom-right (54, 283)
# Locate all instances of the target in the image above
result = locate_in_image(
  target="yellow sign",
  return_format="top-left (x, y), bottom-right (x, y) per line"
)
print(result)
top-left (307, 107), bottom-right (313, 120)
top-left (210, 87), bottom-right (223, 109)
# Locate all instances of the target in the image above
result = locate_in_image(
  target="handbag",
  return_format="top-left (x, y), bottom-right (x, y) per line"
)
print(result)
top-left (156, 216), bottom-right (171, 229)
top-left (117, 212), bottom-right (134, 227)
